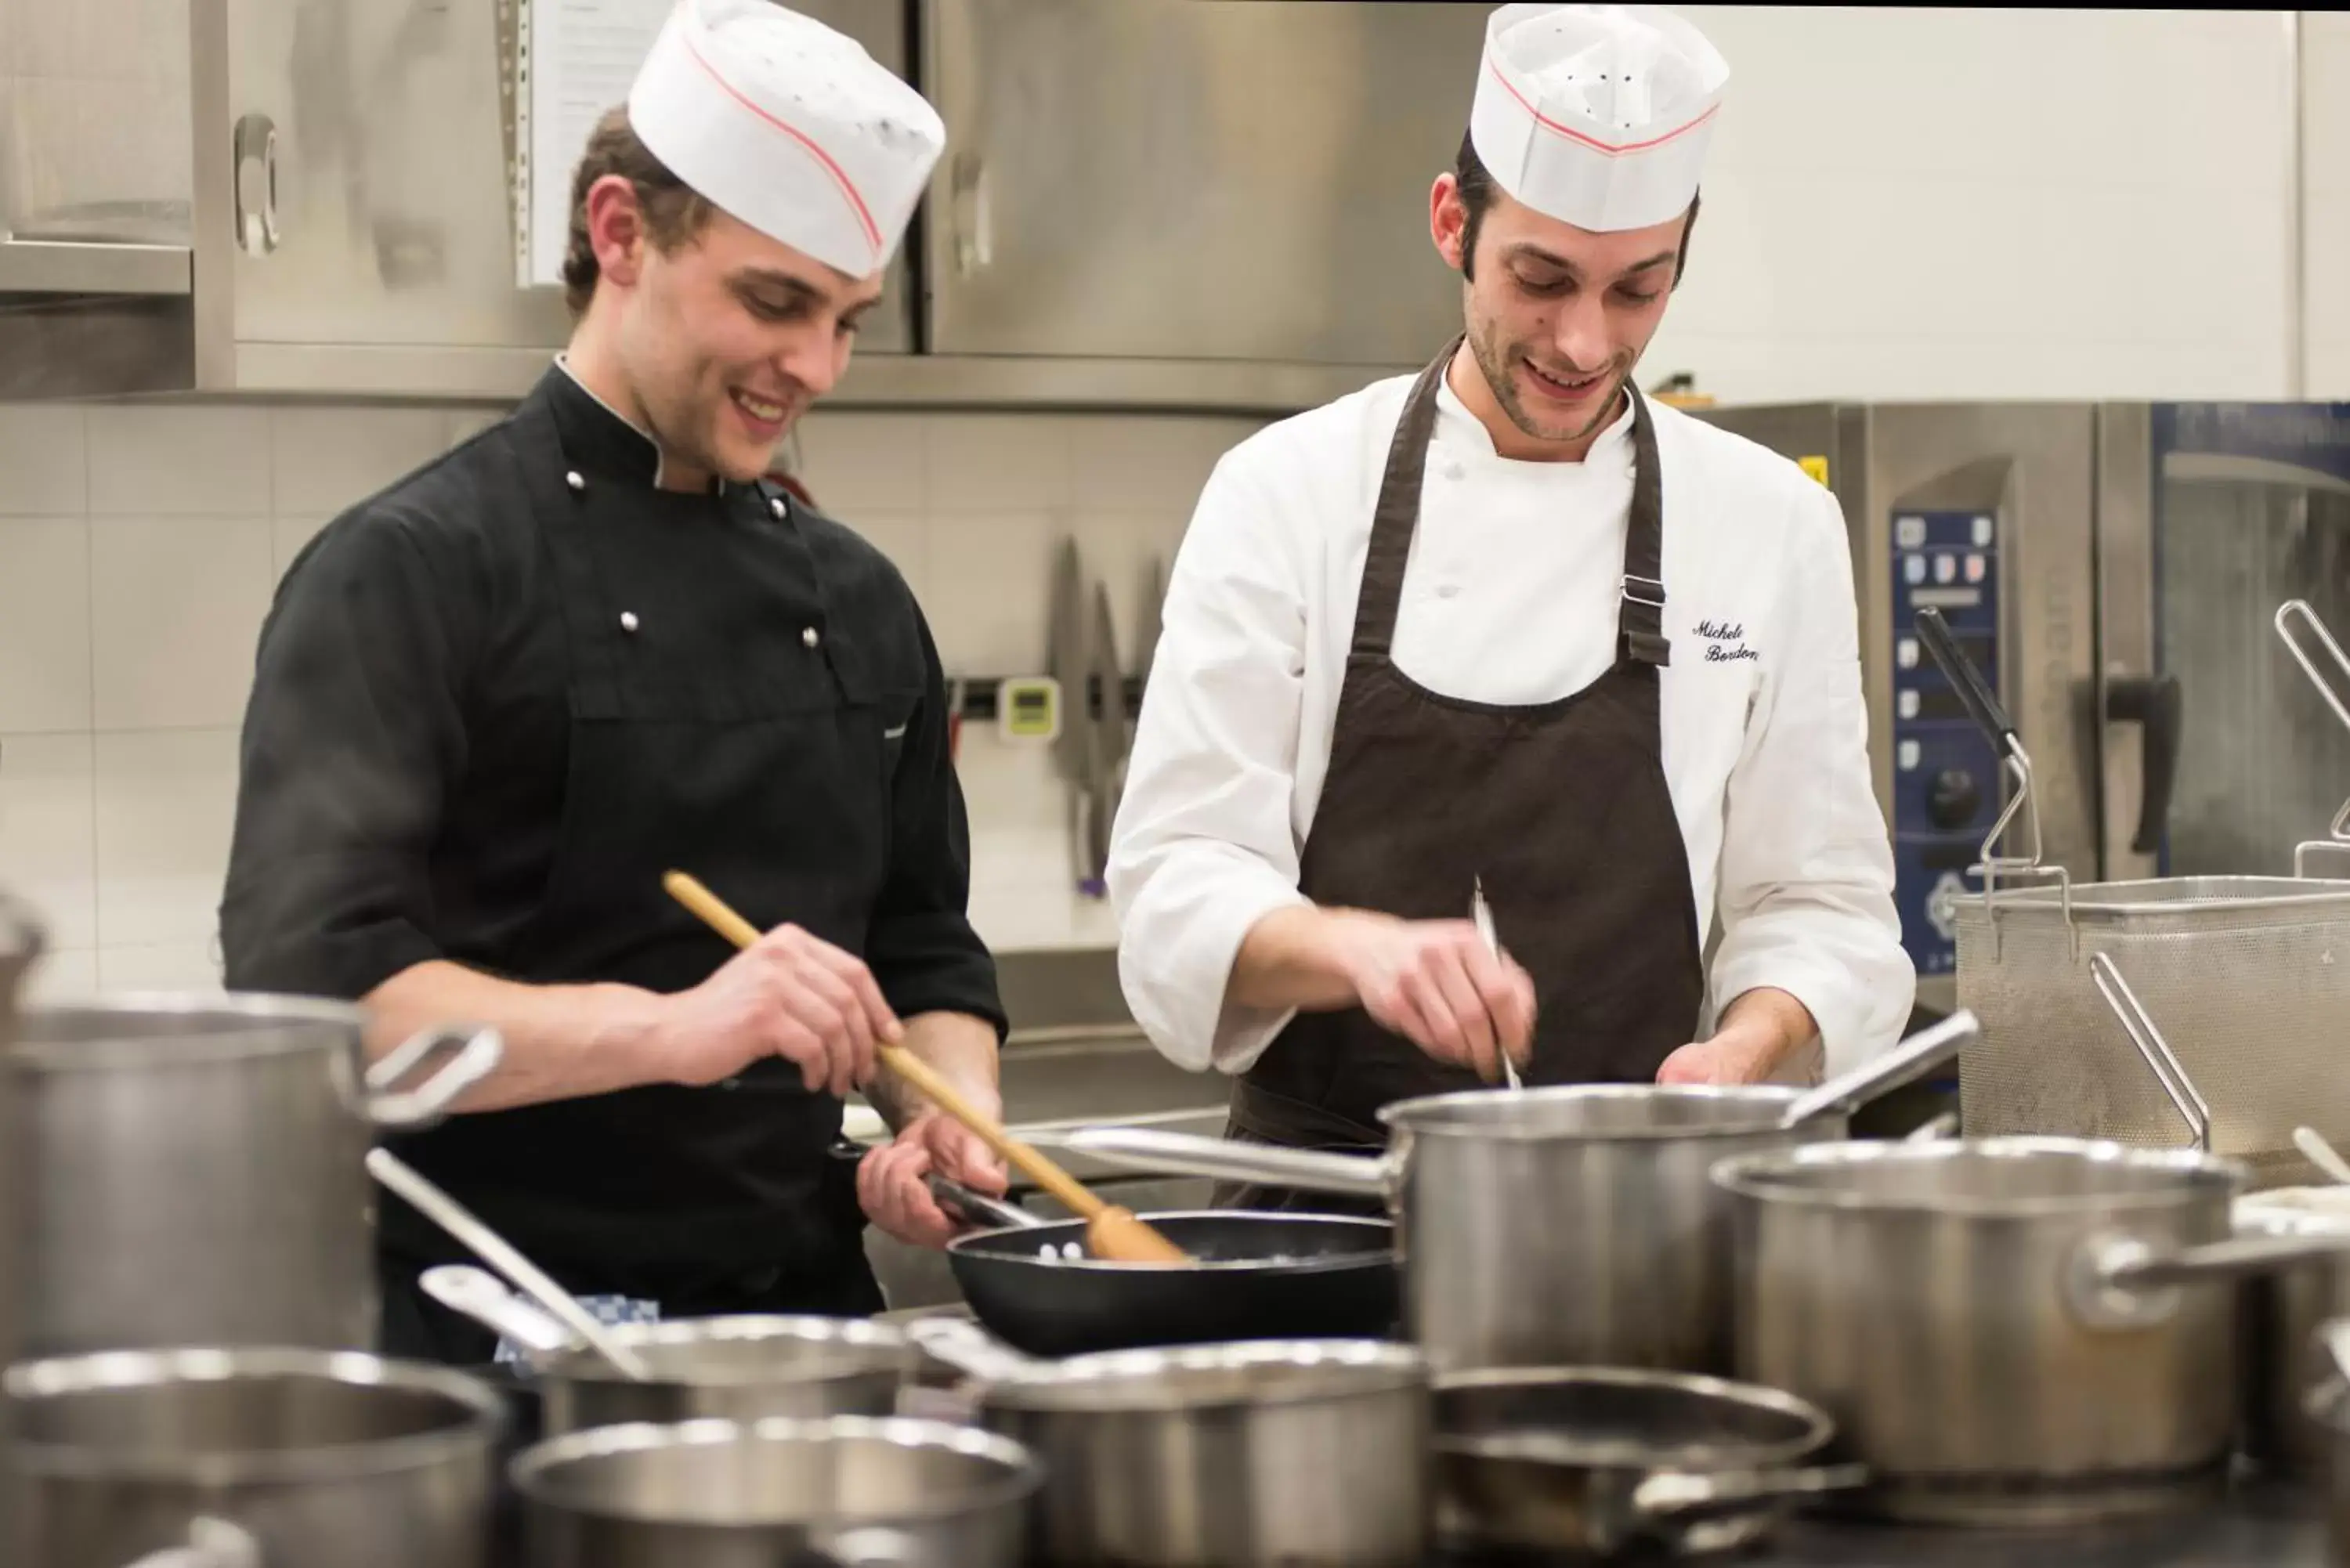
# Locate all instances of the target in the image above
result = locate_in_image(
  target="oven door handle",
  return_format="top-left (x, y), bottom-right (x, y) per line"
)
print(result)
top-left (2106, 673), bottom-right (2182, 856)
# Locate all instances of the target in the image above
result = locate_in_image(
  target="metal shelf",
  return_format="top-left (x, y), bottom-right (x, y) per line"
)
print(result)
top-left (0, 240), bottom-right (192, 296)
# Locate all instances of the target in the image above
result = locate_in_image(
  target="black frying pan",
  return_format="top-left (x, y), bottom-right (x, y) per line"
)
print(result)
top-left (930, 1178), bottom-right (1401, 1357)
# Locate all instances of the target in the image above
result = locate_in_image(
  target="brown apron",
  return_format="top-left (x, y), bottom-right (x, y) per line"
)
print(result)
top-left (1223, 339), bottom-right (1705, 1212)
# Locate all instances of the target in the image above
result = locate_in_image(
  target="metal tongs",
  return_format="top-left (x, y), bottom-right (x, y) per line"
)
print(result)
top-left (1472, 876), bottom-right (1522, 1091)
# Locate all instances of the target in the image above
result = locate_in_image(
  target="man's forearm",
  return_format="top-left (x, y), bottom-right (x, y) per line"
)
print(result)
top-left (866, 1010), bottom-right (1001, 1131)
top-left (1228, 903), bottom-right (1361, 1012)
top-left (363, 959), bottom-right (670, 1112)
top-left (1714, 986), bottom-right (1819, 1074)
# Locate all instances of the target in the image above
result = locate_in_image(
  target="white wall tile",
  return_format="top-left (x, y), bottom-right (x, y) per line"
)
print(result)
top-left (97, 941), bottom-right (226, 995)
top-left (0, 405), bottom-right (88, 515)
top-left (269, 406), bottom-right (449, 519)
top-left (2305, 12), bottom-right (2350, 399)
top-left (0, 517), bottom-right (91, 732)
top-left (925, 415), bottom-right (1072, 514)
top-left (85, 406), bottom-right (273, 516)
top-left (1068, 416), bottom-right (1254, 516)
top-left (924, 511), bottom-right (1060, 674)
top-left (22, 948), bottom-right (99, 1003)
top-left (0, 733), bottom-right (96, 950)
top-left (92, 728), bottom-right (239, 949)
top-left (794, 412), bottom-right (927, 515)
top-left (91, 515), bottom-right (273, 730)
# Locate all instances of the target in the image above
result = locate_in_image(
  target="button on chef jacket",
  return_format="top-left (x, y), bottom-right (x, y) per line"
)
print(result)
top-left (1108, 374), bottom-right (1915, 1080)
top-left (219, 363), bottom-right (1004, 1294)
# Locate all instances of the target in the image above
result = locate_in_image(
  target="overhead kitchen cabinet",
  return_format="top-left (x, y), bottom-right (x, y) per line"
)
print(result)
top-left (0, 0), bottom-right (909, 399)
top-left (920, 0), bottom-right (1484, 365)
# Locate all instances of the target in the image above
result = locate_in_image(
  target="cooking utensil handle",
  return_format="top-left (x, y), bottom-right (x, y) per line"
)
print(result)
top-left (363, 1024), bottom-right (504, 1129)
top-left (2103, 674), bottom-right (2182, 856)
top-left (2088, 952), bottom-right (2210, 1151)
top-left (419, 1263), bottom-right (573, 1354)
top-left (663, 870), bottom-right (1119, 1223)
top-left (118, 1518), bottom-right (264, 1568)
top-left (366, 1147), bottom-right (656, 1380)
top-left (1778, 1010), bottom-right (1976, 1128)
top-left (1061, 1125), bottom-right (1391, 1198)
top-left (1633, 1462), bottom-right (1871, 1518)
top-left (927, 1173), bottom-right (1042, 1230)
top-left (905, 1316), bottom-right (1044, 1383)
top-left (1914, 607), bottom-right (2017, 752)
top-left (2068, 1227), bottom-right (2350, 1330)
top-left (2277, 599), bottom-right (2350, 736)
top-left (1904, 1111), bottom-right (1959, 1142)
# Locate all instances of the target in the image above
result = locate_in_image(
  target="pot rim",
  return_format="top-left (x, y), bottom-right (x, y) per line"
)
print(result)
top-left (530, 1313), bottom-right (915, 1382)
top-left (15, 991), bottom-right (364, 1068)
top-left (509, 1413), bottom-right (1043, 1526)
top-left (944, 1209), bottom-right (1396, 1274)
top-left (4, 1348), bottom-right (507, 1484)
top-left (975, 1336), bottom-right (1426, 1413)
top-left (2234, 1190), bottom-right (2350, 1238)
top-left (1433, 1364), bottom-right (1835, 1472)
top-left (1709, 1135), bottom-right (2243, 1216)
top-left (1379, 1082), bottom-right (1817, 1143)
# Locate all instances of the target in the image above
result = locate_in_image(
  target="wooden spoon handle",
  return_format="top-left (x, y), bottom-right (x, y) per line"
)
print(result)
top-left (663, 869), bottom-right (1111, 1221)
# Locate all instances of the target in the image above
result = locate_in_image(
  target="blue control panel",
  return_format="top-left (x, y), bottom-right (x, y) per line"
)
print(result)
top-left (1888, 510), bottom-right (2000, 977)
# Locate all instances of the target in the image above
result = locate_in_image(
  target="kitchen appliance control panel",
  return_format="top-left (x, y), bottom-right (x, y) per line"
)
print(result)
top-left (1889, 510), bottom-right (2000, 977)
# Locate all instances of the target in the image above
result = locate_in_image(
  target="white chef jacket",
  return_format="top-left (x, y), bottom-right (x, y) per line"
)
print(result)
top-left (1108, 370), bottom-right (1915, 1081)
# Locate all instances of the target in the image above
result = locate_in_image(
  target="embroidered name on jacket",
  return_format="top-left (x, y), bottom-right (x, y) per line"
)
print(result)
top-left (1696, 620), bottom-right (1759, 663)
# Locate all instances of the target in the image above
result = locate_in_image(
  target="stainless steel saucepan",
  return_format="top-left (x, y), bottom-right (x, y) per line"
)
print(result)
top-left (1435, 1367), bottom-right (1866, 1557)
top-left (1716, 1136), bottom-right (2350, 1526)
top-left (512, 1414), bottom-right (1041, 1568)
top-left (422, 1264), bottom-right (915, 1435)
top-left (9, 1347), bottom-right (505, 1568)
top-left (909, 1317), bottom-right (1431, 1568)
top-left (1068, 1011), bottom-right (1976, 1373)
top-left (14, 994), bottom-right (500, 1357)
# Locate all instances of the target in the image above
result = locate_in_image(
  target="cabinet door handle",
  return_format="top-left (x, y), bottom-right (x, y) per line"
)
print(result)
top-left (233, 113), bottom-right (280, 256)
top-left (952, 155), bottom-right (992, 276)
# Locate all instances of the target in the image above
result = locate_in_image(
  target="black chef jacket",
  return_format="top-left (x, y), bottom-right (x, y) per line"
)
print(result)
top-left (220, 366), bottom-right (1005, 1326)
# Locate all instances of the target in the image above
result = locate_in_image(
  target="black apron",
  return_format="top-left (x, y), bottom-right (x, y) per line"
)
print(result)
top-left (377, 389), bottom-right (893, 1360)
top-left (1225, 340), bottom-right (1705, 1213)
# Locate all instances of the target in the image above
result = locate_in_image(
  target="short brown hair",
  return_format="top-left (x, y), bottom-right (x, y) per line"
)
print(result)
top-left (561, 108), bottom-right (714, 317)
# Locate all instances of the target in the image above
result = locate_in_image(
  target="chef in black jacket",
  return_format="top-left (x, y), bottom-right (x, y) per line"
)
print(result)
top-left (220, 0), bottom-right (1000, 1360)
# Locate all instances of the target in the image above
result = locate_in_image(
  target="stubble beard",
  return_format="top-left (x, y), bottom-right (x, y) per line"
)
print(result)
top-left (1466, 313), bottom-right (1629, 446)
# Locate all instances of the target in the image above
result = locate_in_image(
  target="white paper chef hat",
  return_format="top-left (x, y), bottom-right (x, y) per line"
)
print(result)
top-left (628, 0), bottom-right (945, 278)
top-left (1470, 3), bottom-right (1729, 233)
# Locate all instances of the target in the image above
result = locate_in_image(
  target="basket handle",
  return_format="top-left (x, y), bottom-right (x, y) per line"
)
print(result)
top-left (2088, 952), bottom-right (2210, 1151)
top-left (1915, 607), bottom-right (2018, 754)
top-left (2276, 600), bottom-right (2350, 877)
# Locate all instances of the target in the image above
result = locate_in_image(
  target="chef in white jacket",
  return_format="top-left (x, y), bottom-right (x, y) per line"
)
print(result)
top-left (1108, 2), bottom-right (1914, 1201)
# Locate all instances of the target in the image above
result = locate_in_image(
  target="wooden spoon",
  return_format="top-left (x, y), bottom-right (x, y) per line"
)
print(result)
top-left (663, 870), bottom-right (1191, 1265)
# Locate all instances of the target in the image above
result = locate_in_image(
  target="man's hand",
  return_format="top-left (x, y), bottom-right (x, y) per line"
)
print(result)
top-left (1656, 988), bottom-right (1818, 1086)
top-left (856, 1108), bottom-right (1012, 1248)
top-left (1329, 910), bottom-right (1536, 1082)
top-left (649, 923), bottom-right (900, 1097)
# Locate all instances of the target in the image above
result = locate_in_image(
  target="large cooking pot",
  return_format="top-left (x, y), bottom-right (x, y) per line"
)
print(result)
top-left (14, 994), bottom-right (499, 1356)
top-left (8, 1347), bottom-right (505, 1568)
top-left (2234, 1187), bottom-right (2350, 1476)
top-left (512, 1414), bottom-right (1042, 1568)
top-left (909, 1320), bottom-right (1430, 1568)
top-left (1067, 1012), bottom-right (1975, 1374)
top-left (424, 1264), bottom-right (916, 1433)
top-left (1715, 1136), bottom-right (2350, 1526)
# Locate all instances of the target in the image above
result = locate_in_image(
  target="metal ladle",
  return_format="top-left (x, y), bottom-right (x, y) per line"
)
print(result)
top-left (366, 1147), bottom-right (654, 1380)
top-left (1471, 876), bottom-right (1523, 1090)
